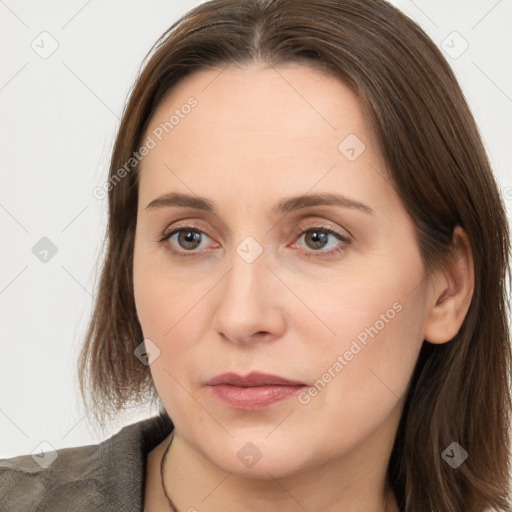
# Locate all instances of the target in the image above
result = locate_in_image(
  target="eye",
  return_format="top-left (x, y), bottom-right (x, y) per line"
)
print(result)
top-left (292, 224), bottom-right (351, 258)
top-left (159, 226), bottom-right (215, 256)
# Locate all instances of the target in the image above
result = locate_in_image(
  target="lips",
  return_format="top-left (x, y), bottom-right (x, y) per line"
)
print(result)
top-left (206, 371), bottom-right (306, 387)
top-left (205, 371), bottom-right (306, 411)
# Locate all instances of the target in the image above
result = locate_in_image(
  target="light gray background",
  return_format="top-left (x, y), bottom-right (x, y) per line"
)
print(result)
top-left (1, 0), bottom-right (511, 459)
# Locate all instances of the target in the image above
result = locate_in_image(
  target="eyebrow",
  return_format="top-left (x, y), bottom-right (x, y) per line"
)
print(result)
top-left (144, 192), bottom-right (374, 215)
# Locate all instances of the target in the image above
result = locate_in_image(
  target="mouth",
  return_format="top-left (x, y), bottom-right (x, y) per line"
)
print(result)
top-left (205, 371), bottom-right (307, 411)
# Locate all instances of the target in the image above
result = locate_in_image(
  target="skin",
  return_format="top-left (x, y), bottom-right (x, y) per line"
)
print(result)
top-left (134, 62), bottom-right (474, 512)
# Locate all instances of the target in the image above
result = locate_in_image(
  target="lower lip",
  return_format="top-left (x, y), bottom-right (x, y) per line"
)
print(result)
top-left (207, 384), bottom-right (305, 411)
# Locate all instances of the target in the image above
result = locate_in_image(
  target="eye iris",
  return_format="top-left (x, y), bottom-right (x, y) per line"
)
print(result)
top-left (305, 230), bottom-right (329, 250)
top-left (178, 230), bottom-right (202, 250)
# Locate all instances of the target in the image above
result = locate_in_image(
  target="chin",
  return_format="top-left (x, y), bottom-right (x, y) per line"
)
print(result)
top-left (205, 437), bottom-right (314, 480)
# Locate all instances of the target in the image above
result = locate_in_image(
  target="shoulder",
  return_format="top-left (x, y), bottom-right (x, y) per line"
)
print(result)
top-left (0, 413), bottom-right (173, 512)
top-left (0, 442), bottom-right (104, 511)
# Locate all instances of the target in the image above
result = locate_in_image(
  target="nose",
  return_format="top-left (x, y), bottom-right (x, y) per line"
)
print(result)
top-left (211, 237), bottom-right (286, 345)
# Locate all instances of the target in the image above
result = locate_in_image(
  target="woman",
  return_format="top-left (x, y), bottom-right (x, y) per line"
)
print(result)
top-left (1, 0), bottom-right (510, 510)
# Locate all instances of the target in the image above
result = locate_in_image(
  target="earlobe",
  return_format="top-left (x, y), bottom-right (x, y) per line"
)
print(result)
top-left (424, 226), bottom-right (475, 344)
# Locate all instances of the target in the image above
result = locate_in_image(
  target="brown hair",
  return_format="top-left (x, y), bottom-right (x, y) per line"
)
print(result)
top-left (78, 0), bottom-right (512, 509)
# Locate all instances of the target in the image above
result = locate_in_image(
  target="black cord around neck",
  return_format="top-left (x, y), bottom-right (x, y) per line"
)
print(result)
top-left (160, 433), bottom-right (179, 512)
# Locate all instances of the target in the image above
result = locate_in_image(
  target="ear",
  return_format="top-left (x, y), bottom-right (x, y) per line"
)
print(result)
top-left (424, 226), bottom-right (475, 344)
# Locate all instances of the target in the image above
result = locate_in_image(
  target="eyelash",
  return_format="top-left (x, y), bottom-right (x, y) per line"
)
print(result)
top-left (158, 223), bottom-right (351, 259)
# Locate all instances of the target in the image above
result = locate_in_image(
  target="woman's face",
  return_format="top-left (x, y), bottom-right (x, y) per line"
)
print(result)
top-left (133, 63), bottom-right (433, 479)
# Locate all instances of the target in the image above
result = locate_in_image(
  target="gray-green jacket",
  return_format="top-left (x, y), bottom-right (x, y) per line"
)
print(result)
top-left (0, 414), bottom-right (173, 511)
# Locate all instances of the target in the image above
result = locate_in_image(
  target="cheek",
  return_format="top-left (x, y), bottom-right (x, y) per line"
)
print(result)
top-left (133, 224), bottom-right (217, 332)
top-left (133, 243), bottom-right (209, 374)
top-left (295, 272), bottom-right (427, 452)
top-left (133, 263), bottom-right (167, 341)
top-left (133, 253), bottom-right (204, 425)
top-left (133, 275), bottom-right (203, 363)
top-left (133, 239), bottom-right (185, 340)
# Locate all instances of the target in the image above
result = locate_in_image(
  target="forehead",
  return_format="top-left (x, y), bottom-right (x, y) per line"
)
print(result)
top-left (138, 63), bottom-right (383, 206)
top-left (144, 63), bottom-right (369, 150)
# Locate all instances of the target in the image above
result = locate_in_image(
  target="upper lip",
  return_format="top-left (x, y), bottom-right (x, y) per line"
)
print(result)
top-left (206, 371), bottom-right (306, 387)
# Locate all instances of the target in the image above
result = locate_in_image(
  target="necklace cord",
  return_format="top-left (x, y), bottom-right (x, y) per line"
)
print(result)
top-left (160, 432), bottom-right (179, 512)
